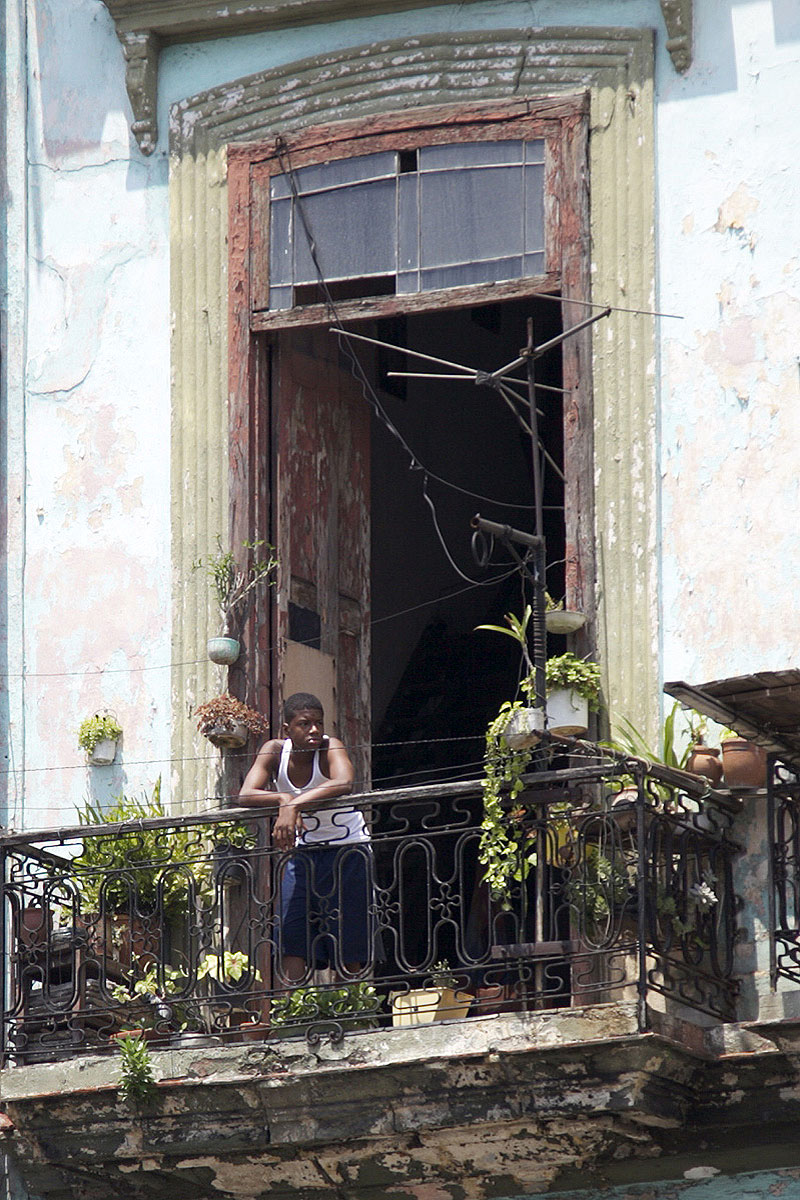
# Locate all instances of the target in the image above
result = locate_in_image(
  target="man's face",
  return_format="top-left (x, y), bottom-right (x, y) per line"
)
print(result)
top-left (285, 708), bottom-right (324, 751)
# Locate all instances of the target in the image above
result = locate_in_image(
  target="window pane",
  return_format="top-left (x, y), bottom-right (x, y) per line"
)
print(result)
top-left (269, 284), bottom-right (293, 310)
top-left (269, 197), bottom-right (292, 285)
top-left (420, 140), bottom-right (524, 169)
top-left (294, 178), bottom-right (397, 283)
top-left (524, 163), bottom-right (545, 251)
top-left (398, 173), bottom-right (418, 271)
top-left (420, 166), bottom-right (524, 268)
top-left (267, 138), bottom-right (548, 306)
top-left (524, 139), bottom-right (545, 165)
top-left (420, 256), bottom-right (523, 290)
top-left (288, 151), bottom-right (398, 197)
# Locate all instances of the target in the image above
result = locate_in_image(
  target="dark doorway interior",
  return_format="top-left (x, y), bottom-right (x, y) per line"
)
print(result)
top-left (370, 296), bottom-right (565, 788)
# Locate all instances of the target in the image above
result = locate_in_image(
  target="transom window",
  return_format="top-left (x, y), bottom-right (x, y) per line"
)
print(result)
top-left (268, 140), bottom-right (545, 309)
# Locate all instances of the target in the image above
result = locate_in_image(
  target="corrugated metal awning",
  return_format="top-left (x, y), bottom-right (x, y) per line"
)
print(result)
top-left (664, 669), bottom-right (800, 766)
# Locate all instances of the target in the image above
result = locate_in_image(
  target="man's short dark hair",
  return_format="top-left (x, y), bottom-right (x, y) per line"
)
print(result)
top-left (283, 692), bottom-right (324, 722)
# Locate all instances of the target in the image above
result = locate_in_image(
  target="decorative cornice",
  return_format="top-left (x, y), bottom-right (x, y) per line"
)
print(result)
top-left (117, 29), bottom-right (161, 155)
top-left (101, 0), bottom-right (690, 153)
top-left (659, 0), bottom-right (693, 73)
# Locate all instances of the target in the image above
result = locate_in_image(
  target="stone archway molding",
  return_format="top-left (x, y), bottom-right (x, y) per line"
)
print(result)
top-left (103, 1), bottom-right (689, 153)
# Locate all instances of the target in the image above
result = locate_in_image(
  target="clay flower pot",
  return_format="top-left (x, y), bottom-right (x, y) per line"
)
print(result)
top-left (721, 737), bottom-right (767, 788)
top-left (686, 745), bottom-right (723, 787)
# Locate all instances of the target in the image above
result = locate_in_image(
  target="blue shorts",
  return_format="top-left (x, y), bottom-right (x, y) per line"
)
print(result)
top-left (278, 844), bottom-right (375, 971)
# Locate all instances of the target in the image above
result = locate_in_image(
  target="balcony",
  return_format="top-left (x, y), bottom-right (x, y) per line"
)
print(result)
top-left (1, 746), bottom-right (741, 1065)
top-left (6, 741), bottom-right (796, 1200)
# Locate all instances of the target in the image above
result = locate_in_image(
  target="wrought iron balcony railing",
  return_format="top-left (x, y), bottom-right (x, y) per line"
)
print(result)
top-left (1, 749), bottom-right (741, 1063)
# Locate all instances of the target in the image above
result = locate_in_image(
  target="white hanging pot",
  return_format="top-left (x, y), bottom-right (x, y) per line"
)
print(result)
top-left (504, 707), bottom-right (545, 750)
top-left (546, 688), bottom-right (588, 736)
top-left (90, 738), bottom-right (118, 766)
top-left (545, 609), bottom-right (586, 635)
top-left (207, 637), bottom-right (241, 665)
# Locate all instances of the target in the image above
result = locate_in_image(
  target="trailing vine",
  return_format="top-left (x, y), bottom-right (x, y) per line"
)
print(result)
top-left (479, 700), bottom-right (536, 905)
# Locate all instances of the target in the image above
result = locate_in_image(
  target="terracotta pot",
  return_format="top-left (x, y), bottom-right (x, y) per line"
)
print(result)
top-left (686, 745), bottom-right (723, 787)
top-left (721, 738), bottom-right (767, 788)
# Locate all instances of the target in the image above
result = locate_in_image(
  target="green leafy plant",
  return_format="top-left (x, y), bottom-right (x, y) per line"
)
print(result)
top-left (77, 713), bottom-right (123, 756)
top-left (117, 1033), bottom-right (156, 1104)
top-left (543, 653), bottom-right (601, 709)
top-left (606, 701), bottom-right (694, 771)
top-left (566, 843), bottom-right (632, 931)
top-left (479, 701), bottom-right (537, 906)
top-left (73, 779), bottom-right (216, 918)
top-left (428, 960), bottom-right (459, 990)
top-left (475, 606), bottom-right (534, 676)
top-left (193, 536), bottom-right (278, 635)
top-left (271, 982), bottom-right (382, 1031)
top-left (111, 950), bottom-right (262, 1034)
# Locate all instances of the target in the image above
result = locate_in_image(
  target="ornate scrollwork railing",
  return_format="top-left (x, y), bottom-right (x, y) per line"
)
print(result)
top-left (1, 752), bottom-right (740, 1063)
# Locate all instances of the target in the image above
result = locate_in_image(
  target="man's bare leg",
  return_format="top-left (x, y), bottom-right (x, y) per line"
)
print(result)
top-left (280, 955), bottom-right (306, 985)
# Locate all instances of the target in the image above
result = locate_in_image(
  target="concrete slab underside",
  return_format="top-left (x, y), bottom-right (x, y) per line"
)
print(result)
top-left (2, 1004), bottom-right (800, 1200)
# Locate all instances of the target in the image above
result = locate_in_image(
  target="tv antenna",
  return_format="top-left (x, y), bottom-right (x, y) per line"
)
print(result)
top-left (331, 306), bottom-right (610, 709)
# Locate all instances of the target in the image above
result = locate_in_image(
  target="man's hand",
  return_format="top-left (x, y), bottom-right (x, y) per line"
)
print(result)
top-left (273, 796), bottom-right (302, 850)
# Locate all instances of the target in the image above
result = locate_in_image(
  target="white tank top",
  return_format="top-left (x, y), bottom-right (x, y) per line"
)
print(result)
top-left (277, 738), bottom-right (368, 845)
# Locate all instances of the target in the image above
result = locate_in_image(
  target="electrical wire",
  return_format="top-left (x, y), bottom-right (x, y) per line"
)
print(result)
top-left (0, 569), bottom-right (521, 683)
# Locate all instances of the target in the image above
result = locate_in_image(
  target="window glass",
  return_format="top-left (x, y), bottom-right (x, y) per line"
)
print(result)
top-left (268, 139), bottom-right (545, 308)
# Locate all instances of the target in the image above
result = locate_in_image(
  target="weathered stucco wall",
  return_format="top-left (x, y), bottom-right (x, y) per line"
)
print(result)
top-left (4, 0), bottom-right (173, 828)
top-left (3, 0), bottom-right (799, 826)
top-left (658, 0), bottom-right (800, 685)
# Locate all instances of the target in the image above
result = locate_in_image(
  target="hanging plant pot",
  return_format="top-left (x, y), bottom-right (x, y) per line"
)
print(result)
top-left (721, 737), bottom-right (767, 788)
top-left (686, 745), bottom-right (723, 787)
top-left (207, 637), bottom-right (241, 666)
top-left (504, 706), bottom-right (544, 750)
top-left (547, 688), bottom-right (589, 736)
top-left (90, 738), bottom-right (118, 766)
top-left (545, 609), bottom-right (586, 635)
top-left (205, 721), bottom-right (249, 749)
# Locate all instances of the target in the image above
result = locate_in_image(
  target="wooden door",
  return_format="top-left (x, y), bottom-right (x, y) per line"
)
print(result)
top-left (272, 327), bottom-right (371, 788)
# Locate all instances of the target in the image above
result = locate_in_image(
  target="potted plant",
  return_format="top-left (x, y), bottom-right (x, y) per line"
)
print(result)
top-left (685, 713), bottom-right (723, 787)
top-left (72, 780), bottom-right (214, 969)
top-left (77, 712), bottom-right (123, 766)
top-left (270, 981), bottom-right (382, 1036)
top-left (193, 537), bottom-right (278, 665)
top-left (195, 693), bottom-right (269, 749)
top-left (544, 653), bottom-right (601, 736)
top-left (544, 591), bottom-right (586, 636)
top-left (109, 961), bottom-right (184, 1041)
top-left (390, 961), bottom-right (472, 1027)
top-left (475, 607), bottom-right (543, 749)
top-left (719, 728), bottom-right (767, 788)
top-left (111, 950), bottom-right (262, 1045)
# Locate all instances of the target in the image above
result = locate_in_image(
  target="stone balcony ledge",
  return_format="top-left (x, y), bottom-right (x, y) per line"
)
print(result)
top-left (2, 1002), bottom-right (799, 1200)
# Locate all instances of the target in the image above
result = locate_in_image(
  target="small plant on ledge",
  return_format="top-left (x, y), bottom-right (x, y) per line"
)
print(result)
top-left (195, 693), bottom-right (269, 749)
top-left (271, 982), bottom-right (382, 1033)
top-left (117, 1032), bottom-right (157, 1106)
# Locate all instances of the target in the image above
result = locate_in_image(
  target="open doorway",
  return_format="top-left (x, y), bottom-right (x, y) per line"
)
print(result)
top-left (369, 296), bottom-right (565, 788)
